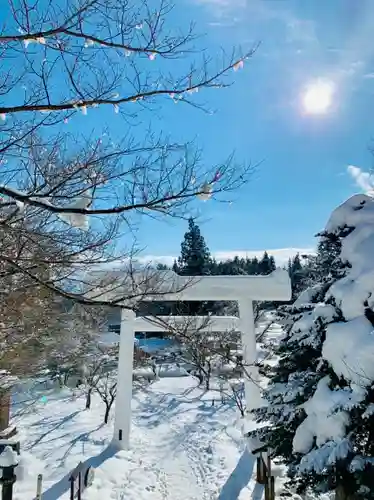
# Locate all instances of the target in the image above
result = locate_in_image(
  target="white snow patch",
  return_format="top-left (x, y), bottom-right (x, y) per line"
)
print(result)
top-left (293, 284), bottom-right (324, 307)
top-left (293, 377), bottom-right (356, 455)
top-left (312, 303), bottom-right (337, 323)
top-left (0, 446), bottom-right (18, 467)
top-left (323, 317), bottom-right (374, 384)
top-left (58, 194), bottom-right (91, 230)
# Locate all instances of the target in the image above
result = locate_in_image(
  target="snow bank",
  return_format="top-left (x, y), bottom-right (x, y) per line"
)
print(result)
top-left (14, 451), bottom-right (45, 482)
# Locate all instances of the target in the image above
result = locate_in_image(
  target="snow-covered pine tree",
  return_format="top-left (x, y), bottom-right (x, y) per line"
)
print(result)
top-left (251, 194), bottom-right (374, 499)
top-left (253, 283), bottom-right (342, 493)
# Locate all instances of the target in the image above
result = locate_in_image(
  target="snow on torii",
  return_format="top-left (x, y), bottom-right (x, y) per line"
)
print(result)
top-left (88, 268), bottom-right (291, 449)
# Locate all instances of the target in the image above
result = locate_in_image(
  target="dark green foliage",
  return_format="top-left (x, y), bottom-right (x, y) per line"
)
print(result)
top-left (178, 217), bottom-right (212, 276)
top-left (156, 263), bottom-right (168, 270)
top-left (172, 260), bottom-right (179, 273)
top-left (258, 251), bottom-right (272, 275)
top-left (148, 220), bottom-right (286, 316)
top-left (288, 254), bottom-right (304, 298)
top-left (250, 226), bottom-right (374, 498)
top-left (253, 285), bottom-right (331, 456)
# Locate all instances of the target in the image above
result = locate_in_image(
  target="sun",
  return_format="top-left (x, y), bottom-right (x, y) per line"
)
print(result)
top-left (302, 80), bottom-right (335, 115)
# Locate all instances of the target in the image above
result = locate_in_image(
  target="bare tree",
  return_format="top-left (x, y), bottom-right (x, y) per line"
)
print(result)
top-left (0, 0), bottom-right (255, 311)
top-left (220, 378), bottom-right (246, 417)
top-left (145, 313), bottom-right (239, 390)
top-left (144, 299), bottom-right (276, 408)
top-left (95, 372), bottom-right (117, 424)
top-left (80, 340), bottom-right (119, 409)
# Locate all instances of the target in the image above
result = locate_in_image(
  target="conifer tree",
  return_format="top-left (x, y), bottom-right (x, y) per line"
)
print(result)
top-left (178, 218), bottom-right (211, 276)
top-left (251, 256), bottom-right (260, 275)
top-left (269, 255), bottom-right (276, 273)
top-left (172, 260), bottom-right (179, 274)
top-left (176, 218), bottom-right (212, 314)
top-left (251, 195), bottom-right (374, 499)
top-left (259, 251), bottom-right (271, 275)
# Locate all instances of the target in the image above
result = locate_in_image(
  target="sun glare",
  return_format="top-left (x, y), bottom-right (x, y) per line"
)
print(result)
top-left (302, 80), bottom-right (335, 115)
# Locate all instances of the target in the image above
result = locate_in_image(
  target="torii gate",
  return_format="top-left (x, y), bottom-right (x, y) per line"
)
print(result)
top-left (95, 268), bottom-right (291, 449)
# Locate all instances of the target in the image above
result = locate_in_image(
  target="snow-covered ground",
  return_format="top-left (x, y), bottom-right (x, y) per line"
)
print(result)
top-left (9, 321), bottom-right (286, 500)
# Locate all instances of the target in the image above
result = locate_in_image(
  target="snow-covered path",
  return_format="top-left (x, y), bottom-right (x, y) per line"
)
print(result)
top-left (86, 378), bottom-right (258, 500)
top-left (11, 377), bottom-right (261, 500)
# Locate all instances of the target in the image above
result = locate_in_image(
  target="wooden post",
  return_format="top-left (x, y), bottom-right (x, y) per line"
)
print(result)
top-left (69, 476), bottom-right (74, 500)
top-left (267, 450), bottom-right (272, 500)
top-left (270, 476), bottom-right (275, 500)
top-left (256, 456), bottom-right (262, 483)
top-left (35, 474), bottom-right (43, 500)
top-left (264, 477), bottom-right (270, 500)
top-left (77, 470), bottom-right (82, 500)
top-left (256, 453), bottom-right (266, 485)
top-left (69, 462), bottom-right (95, 499)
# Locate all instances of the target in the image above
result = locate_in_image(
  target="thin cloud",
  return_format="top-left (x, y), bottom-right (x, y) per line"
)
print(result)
top-left (194, 0), bottom-right (317, 46)
top-left (347, 165), bottom-right (374, 195)
top-left (139, 248), bottom-right (315, 268)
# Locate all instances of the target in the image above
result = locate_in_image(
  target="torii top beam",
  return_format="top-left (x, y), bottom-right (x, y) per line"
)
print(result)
top-left (86, 268), bottom-right (292, 305)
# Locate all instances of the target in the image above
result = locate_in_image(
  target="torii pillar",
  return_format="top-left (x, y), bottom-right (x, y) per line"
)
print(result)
top-left (112, 269), bottom-right (291, 449)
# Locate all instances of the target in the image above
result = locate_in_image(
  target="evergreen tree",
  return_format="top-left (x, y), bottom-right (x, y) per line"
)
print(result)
top-left (252, 284), bottom-right (341, 493)
top-left (269, 255), bottom-right (276, 272)
top-left (287, 257), bottom-right (292, 277)
top-left (250, 195), bottom-right (374, 499)
top-left (289, 253), bottom-right (304, 296)
top-left (156, 263), bottom-right (168, 270)
top-left (178, 218), bottom-right (211, 276)
top-left (259, 251), bottom-right (272, 275)
top-left (176, 218), bottom-right (212, 314)
top-left (251, 256), bottom-right (260, 275)
top-left (172, 259), bottom-right (179, 274)
top-left (308, 231), bottom-right (343, 284)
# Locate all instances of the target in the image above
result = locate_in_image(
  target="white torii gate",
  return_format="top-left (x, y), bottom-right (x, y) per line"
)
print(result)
top-left (94, 268), bottom-right (291, 449)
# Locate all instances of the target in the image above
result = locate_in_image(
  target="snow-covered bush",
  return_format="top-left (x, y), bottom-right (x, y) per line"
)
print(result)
top-left (251, 194), bottom-right (374, 499)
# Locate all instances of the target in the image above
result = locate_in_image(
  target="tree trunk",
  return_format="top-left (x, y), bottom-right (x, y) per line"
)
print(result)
top-left (0, 390), bottom-right (10, 432)
top-left (85, 388), bottom-right (92, 409)
top-left (205, 378), bottom-right (210, 391)
top-left (104, 404), bottom-right (110, 424)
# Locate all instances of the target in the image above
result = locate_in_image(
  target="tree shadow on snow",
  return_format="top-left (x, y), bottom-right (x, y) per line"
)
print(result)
top-left (25, 411), bottom-right (82, 450)
top-left (217, 448), bottom-right (255, 500)
top-left (35, 444), bottom-right (117, 500)
top-left (137, 393), bottom-right (223, 431)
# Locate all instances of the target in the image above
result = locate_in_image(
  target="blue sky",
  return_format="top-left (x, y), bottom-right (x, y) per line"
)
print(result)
top-left (135, 0), bottom-right (374, 265)
top-left (3, 0), bottom-right (374, 266)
